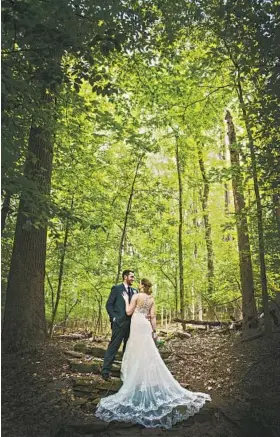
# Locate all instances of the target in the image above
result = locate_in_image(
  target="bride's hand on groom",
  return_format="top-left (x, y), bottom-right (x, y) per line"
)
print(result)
top-left (122, 292), bottom-right (129, 302)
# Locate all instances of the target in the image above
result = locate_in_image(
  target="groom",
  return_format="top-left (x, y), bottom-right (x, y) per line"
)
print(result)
top-left (101, 270), bottom-right (136, 380)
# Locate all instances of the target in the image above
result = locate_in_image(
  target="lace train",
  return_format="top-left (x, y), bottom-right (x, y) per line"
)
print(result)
top-left (95, 312), bottom-right (211, 429)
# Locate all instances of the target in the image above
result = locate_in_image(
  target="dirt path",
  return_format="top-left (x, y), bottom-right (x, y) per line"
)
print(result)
top-left (2, 329), bottom-right (280, 437)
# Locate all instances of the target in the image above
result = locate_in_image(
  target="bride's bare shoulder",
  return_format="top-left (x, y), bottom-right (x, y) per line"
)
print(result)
top-left (137, 292), bottom-right (150, 301)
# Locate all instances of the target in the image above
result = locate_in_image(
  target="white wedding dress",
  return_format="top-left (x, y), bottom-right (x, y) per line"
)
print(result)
top-left (95, 294), bottom-right (211, 429)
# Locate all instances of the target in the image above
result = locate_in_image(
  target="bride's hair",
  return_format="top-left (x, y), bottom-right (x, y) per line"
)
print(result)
top-left (141, 278), bottom-right (152, 295)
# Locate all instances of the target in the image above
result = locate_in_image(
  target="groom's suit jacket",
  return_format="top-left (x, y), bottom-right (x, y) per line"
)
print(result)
top-left (106, 283), bottom-right (137, 327)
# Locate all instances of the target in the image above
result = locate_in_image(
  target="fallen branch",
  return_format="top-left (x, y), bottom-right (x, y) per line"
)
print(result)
top-left (159, 330), bottom-right (169, 336)
top-left (54, 332), bottom-right (93, 340)
top-left (173, 318), bottom-right (228, 327)
top-left (229, 318), bottom-right (243, 330)
top-left (88, 336), bottom-right (107, 343)
top-left (64, 350), bottom-right (84, 358)
top-left (173, 331), bottom-right (192, 339)
top-left (209, 327), bottom-right (231, 335)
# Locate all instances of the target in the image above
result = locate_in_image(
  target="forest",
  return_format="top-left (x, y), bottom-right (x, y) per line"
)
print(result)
top-left (1, 1), bottom-right (280, 437)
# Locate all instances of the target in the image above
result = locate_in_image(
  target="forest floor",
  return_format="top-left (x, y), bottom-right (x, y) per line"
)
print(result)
top-left (2, 326), bottom-right (280, 437)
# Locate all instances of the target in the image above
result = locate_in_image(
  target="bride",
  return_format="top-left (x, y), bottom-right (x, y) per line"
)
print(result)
top-left (95, 278), bottom-right (211, 429)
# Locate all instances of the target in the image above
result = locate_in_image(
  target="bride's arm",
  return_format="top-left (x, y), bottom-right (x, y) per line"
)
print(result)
top-left (123, 293), bottom-right (138, 315)
top-left (150, 299), bottom-right (157, 333)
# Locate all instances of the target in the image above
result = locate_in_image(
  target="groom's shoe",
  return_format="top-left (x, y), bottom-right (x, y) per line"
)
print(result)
top-left (101, 372), bottom-right (111, 381)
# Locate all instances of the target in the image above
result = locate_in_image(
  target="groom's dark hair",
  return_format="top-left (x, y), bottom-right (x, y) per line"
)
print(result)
top-left (122, 269), bottom-right (134, 280)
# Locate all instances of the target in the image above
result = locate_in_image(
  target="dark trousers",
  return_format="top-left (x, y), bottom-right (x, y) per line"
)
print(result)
top-left (102, 321), bottom-right (130, 375)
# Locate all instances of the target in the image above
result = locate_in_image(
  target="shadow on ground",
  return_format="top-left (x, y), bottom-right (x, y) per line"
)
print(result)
top-left (2, 329), bottom-right (280, 437)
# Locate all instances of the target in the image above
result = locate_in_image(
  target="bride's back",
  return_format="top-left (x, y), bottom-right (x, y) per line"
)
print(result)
top-left (134, 292), bottom-right (154, 315)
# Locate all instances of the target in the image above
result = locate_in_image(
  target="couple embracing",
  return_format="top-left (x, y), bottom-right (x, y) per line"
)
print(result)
top-left (96, 270), bottom-right (211, 429)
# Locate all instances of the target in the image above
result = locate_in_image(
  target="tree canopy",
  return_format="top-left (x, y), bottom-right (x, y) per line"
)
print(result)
top-left (2, 0), bottom-right (280, 348)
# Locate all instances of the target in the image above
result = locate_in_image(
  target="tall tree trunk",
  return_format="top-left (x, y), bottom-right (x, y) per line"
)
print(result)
top-left (192, 196), bottom-right (203, 321)
top-left (2, 107), bottom-right (54, 350)
top-left (175, 136), bottom-right (185, 320)
top-left (49, 196), bottom-right (74, 338)
top-left (159, 262), bottom-right (178, 315)
top-left (116, 156), bottom-right (143, 283)
top-left (219, 143), bottom-right (230, 216)
top-left (225, 110), bottom-right (258, 334)
top-left (198, 145), bottom-right (215, 297)
top-left (174, 266), bottom-right (178, 317)
top-left (224, 184), bottom-right (230, 216)
top-left (235, 73), bottom-right (272, 337)
top-left (63, 298), bottom-right (79, 333)
top-left (219, 142), bottom-right (233, 241)
top-left (272, 192), bottom-right (280, 242)
top-left (46, 272), bottom-right (55, 314)
top-left (1, 190), bottom-right (12, 233)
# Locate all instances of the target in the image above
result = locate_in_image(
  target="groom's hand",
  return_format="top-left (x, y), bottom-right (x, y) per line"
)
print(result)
top-left (145, 315), bottom-right (151, 321)
top-left (106, 285), bottom-right (118, 321)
